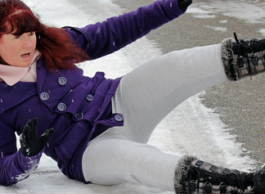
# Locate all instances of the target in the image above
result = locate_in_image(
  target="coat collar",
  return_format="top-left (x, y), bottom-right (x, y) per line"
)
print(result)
top-left (0, 58), bottom-right (47, 114)
top-left (0, 58), bottom-right (84, 114)
top-left (0, 50), bottom-right (41, 86)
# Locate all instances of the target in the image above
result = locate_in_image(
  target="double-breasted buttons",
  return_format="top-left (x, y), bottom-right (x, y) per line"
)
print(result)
top-left (114, 114), bottom-right (124, 122)
top-left (40, 92), bottom-right (49, 101)
top-left (74, 113), bottom-right (84, 120)
top-left (57, 103), bottom-right (67, 112)
top-left (58, 77), bottom-right (67, 86)
top-left (86, 94), bottom-right (94, 102)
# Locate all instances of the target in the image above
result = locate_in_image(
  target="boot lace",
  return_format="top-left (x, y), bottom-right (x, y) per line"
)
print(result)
top-left (233, 32), bottom-right (265, 80)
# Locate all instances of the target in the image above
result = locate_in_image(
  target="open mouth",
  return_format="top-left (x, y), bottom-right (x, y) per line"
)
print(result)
top-left (21, 53), bottom-right (30, 59)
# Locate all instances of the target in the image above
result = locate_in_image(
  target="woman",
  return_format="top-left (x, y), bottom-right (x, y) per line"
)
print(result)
top-left (0, 0), bottom-right (265, 193)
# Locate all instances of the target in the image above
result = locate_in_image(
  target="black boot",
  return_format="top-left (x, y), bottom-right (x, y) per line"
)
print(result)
top-left (221, 33), bottom-right (265, 81)
top-left (174, 155), bottom-right (265, 194)
top-left (253, 164), bottom-right (265, 194)
top-left (231, 36), bottom-right (265, 56)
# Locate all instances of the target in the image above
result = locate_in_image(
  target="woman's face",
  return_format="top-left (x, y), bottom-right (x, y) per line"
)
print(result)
top-left (0, 31), bottom-right (37, 67)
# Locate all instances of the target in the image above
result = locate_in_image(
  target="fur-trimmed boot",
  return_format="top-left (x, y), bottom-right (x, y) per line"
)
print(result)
top-left (174, 155), bottom-right (265, 194)
top-left (221, 33), bottom-right (265, 81)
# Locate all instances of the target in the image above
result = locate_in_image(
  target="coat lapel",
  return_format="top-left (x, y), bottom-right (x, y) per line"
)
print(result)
top-left (0, 58), bottom-right (47, 114)
top-left (0, 81), bottom-right (37, 114)
top-left (36, 57), bottom-right (48, 95)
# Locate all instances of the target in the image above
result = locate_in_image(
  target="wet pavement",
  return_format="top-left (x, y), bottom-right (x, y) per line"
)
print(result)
top-left (113, 0), bottom-right (265, 167)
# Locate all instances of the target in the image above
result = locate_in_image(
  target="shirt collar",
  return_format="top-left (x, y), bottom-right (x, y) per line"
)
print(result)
top-left (0, 50), bottom-right (41, 86)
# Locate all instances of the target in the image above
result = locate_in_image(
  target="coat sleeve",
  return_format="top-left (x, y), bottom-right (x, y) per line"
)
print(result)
top-left (64, 0), bottom-right (185, 59)
top-left (0, 119), bottom-right (42, 186)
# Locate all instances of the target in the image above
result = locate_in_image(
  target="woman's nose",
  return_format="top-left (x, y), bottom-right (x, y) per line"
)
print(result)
top-left (22, 35), bottom-right (33, 48)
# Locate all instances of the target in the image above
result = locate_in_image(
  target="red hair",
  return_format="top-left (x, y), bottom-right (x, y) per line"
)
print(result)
top-left (0, 0), bottom-right (89, 70)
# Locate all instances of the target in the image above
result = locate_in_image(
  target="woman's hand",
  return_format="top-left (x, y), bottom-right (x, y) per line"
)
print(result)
top-left (20, 118), bottom-right (54, 157)
top-left (178, 0), bottom-right (192, 11)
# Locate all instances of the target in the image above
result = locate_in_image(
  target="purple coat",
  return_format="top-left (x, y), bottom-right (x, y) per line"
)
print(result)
top-left (0, 0), bottom-right (184, 185)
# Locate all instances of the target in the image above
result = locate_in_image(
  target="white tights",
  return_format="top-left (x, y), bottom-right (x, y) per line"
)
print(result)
top-left (82, 44), bottom-right (228, 191)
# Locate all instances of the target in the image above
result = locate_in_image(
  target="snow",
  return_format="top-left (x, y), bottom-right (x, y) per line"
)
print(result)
top-left (259, 29), bottom-right (265, 36)
top-left (0, 0), bottom-right (261, 193)
top-left (187, 7), bottom-right (216, 19)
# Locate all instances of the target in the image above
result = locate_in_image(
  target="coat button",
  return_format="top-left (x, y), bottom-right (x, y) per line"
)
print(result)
top-left (40, 92), bottom-right (49, 101)
top-left (57, 103), bottom-right (67, 112)
top-left (58, 77), bottom-right (67, 86)
top-left (86, 94), bottom-right (94, 102)
top-left (74, 113), bottom-right (84, 120)
top-left (114, 114), bottom-right (123, 122)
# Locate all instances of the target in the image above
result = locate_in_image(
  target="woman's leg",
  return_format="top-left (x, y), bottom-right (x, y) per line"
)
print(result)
top-left (82, 40), bottom-right (265, 193)
top-left (82, 43), bottom-right (227, 191)
top-left (111, 43), bottom-right (227, 143)
top-left (82, 128), bottom-right (179, 191)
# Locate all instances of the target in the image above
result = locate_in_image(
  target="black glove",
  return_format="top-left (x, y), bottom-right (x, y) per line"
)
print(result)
top-left (178, 0), bottom-right (192, 11)
top-left (20, 118), bottom-right (54, 157)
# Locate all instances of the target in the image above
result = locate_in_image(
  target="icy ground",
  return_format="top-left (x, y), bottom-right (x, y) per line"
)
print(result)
top-left (187, 0), bottom-right (265, 35)
top-left (1, 0), bottom-right (263, 193)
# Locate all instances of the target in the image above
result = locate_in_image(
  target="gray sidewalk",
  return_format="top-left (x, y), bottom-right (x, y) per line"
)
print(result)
top-left (114, 0), bottom-right (265, 167)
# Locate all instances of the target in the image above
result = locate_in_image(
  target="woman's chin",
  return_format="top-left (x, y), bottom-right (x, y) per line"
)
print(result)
top-left (10, 62), bottom-right (31, 67)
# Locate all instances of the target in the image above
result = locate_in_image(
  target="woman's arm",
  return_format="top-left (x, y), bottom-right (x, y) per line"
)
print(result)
top-left (64, 0), bottom-right (186, 59)
top-left (0, 119), bottom-right (43, 186)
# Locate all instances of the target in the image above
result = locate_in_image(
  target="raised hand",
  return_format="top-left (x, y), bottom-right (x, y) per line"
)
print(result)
top-left (178, 0), bottom-right (192, 11)
top-left (20, 118), bottom-right (54, 157)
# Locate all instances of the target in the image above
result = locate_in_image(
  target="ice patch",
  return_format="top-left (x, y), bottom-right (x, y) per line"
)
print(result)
top-left (220, 20), bottom-right (228, 24)
top-left (187, 7), bottom-right (213, 14)
top-left (193, 14), bottom-right (216, 19)
top-left (205, 26), bottom-right (227, 32)
top-left (258, 28), bottom-right (265, 36)
top-left (189, 1), bottom-right (265, 24)
top-left (187, 7), bottom-right (216, 19)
